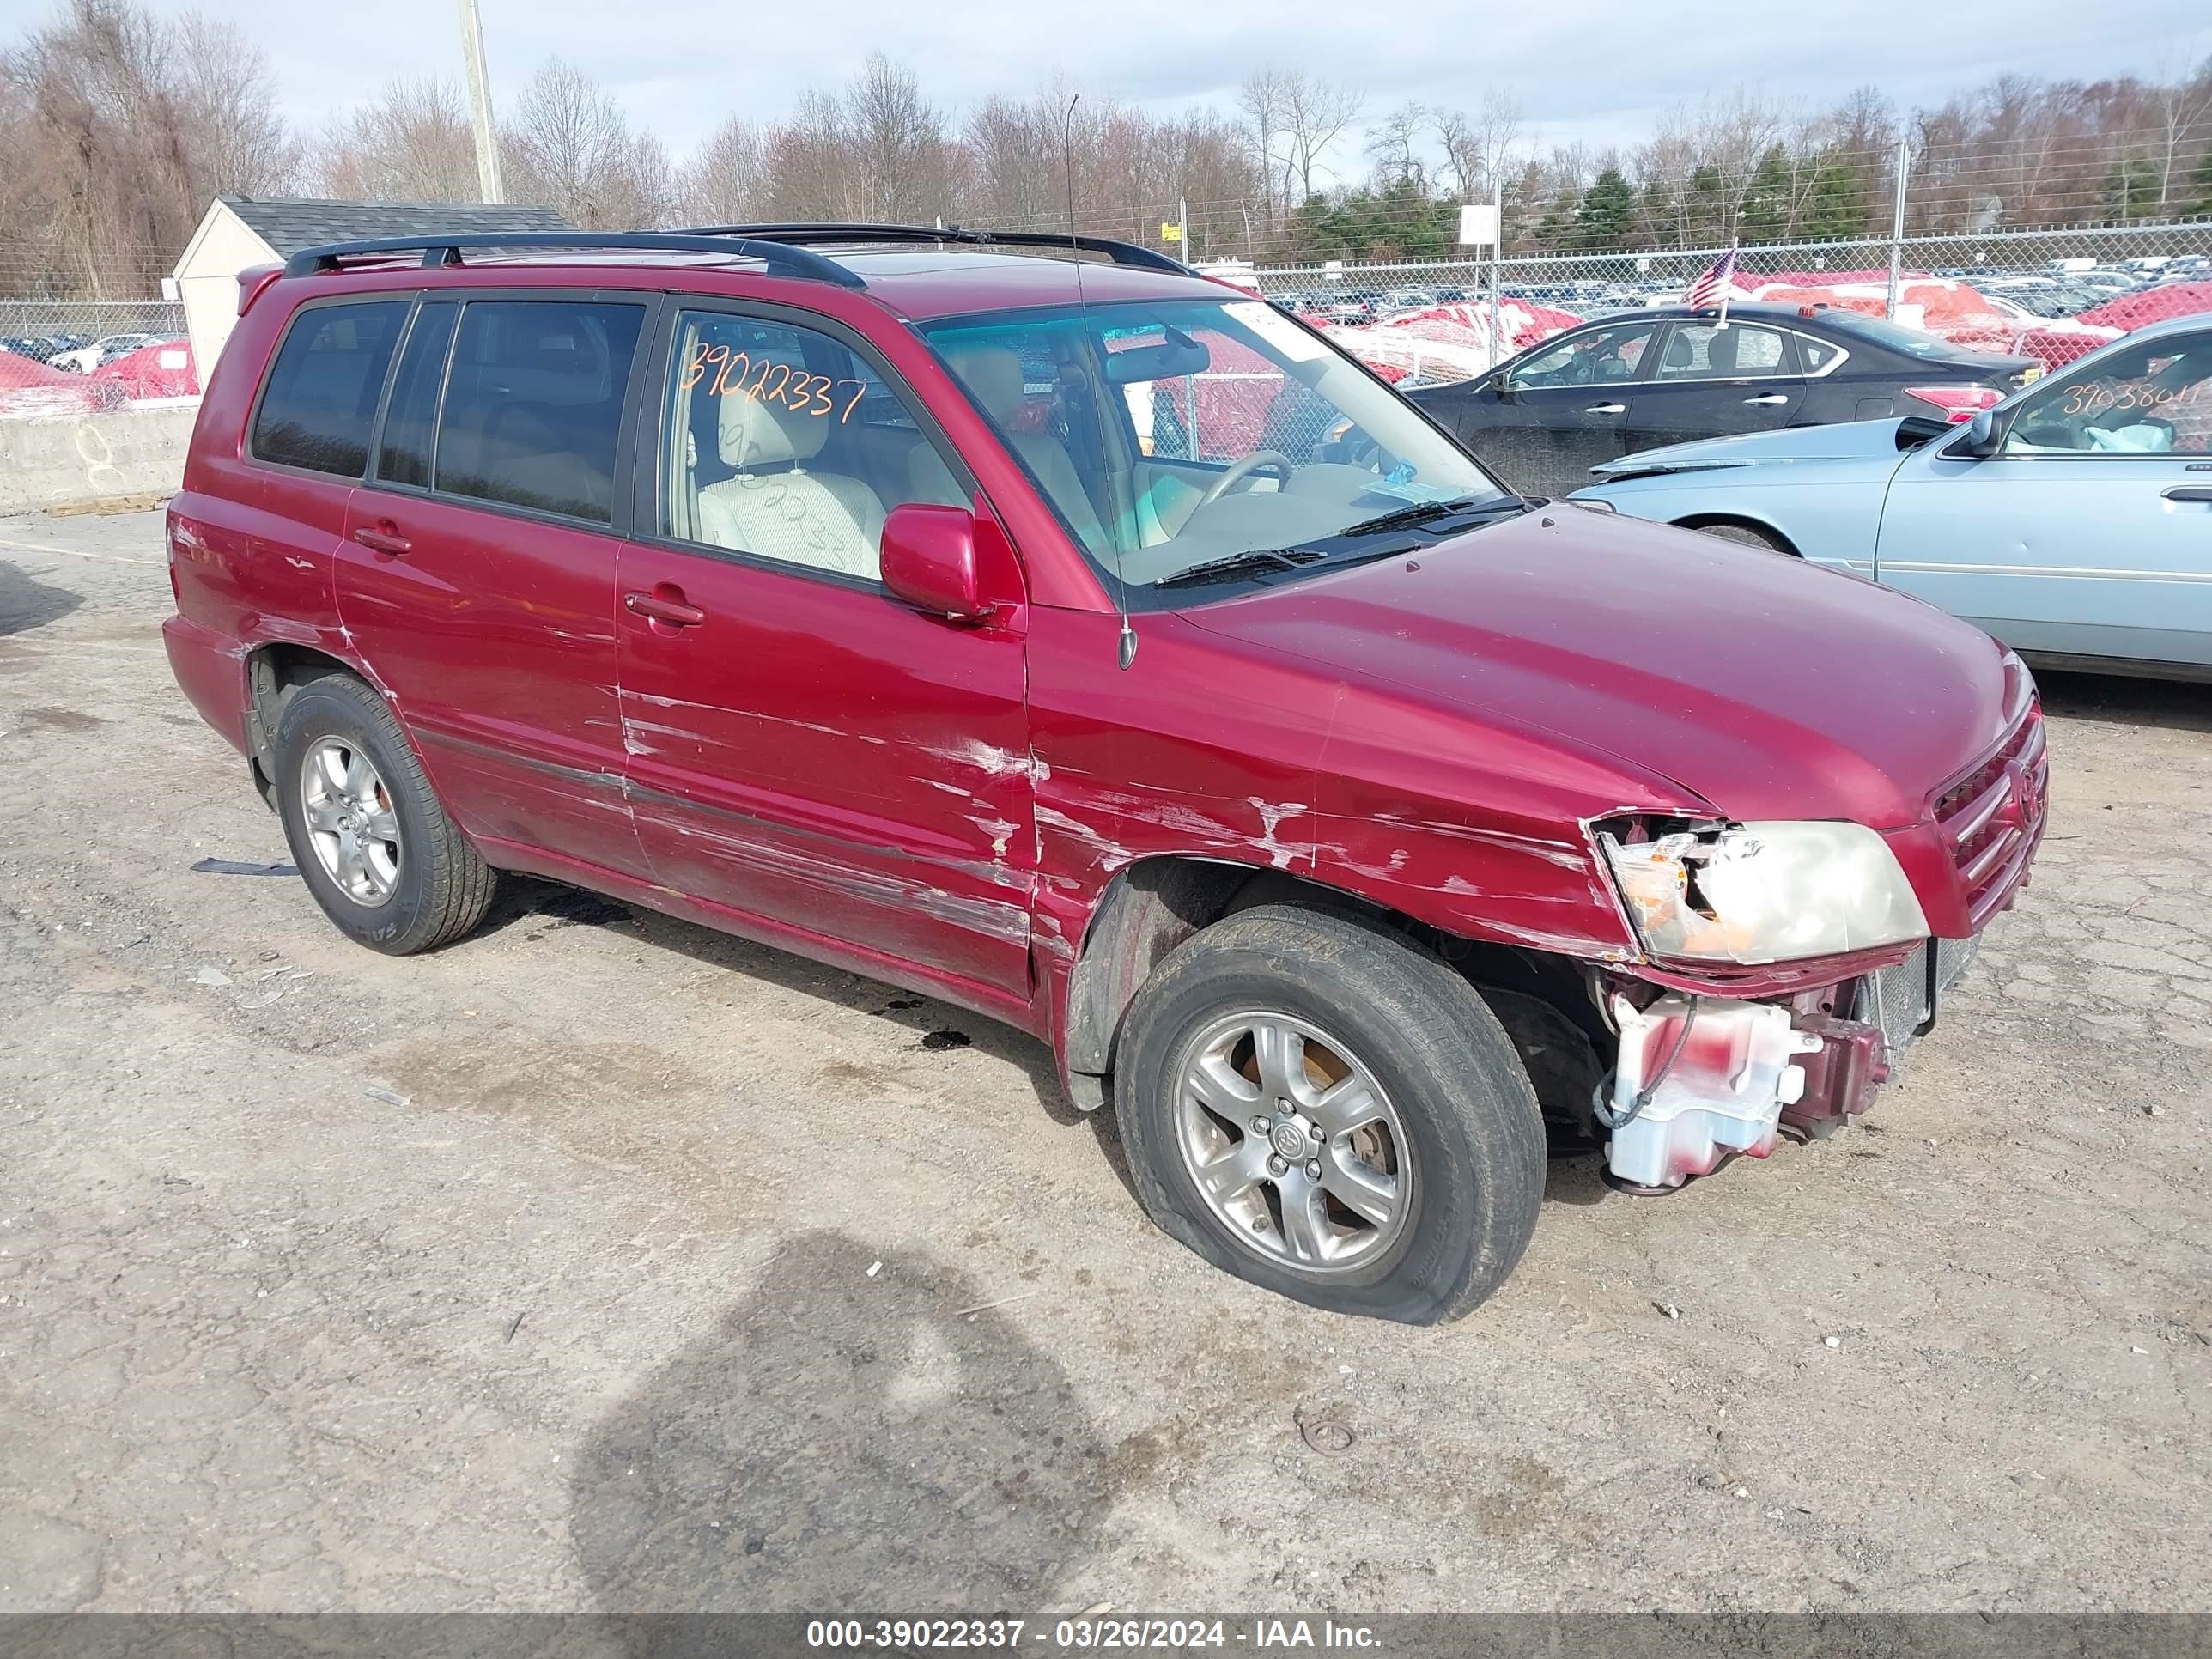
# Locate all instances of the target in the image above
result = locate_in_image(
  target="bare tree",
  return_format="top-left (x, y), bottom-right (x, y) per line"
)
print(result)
top-left (1434, 89), bottom-right (1521, 204)
top-left (1364, 99), bottom-right (1426, 190)
top-left (319, 78), bottom-right (479, 204)
top-left (2151, 58), bottom-right (2212, 210)
top-left (172, 16), bottom-right (301, 198)
top-left (842, 52), bottom-right (951, 222)
top-left (963, 90), bottom-right (1070, 230)
top-left (502, 57), bottom-right (672, 228)
top-left (1279, 70), bottom-right (1363, 204)
top-left (679, 115), bottom-right (765, 226)
top-left (0, 0), bottom-right (297, 294)
top-left (1237, 67), bottom-right (1293, 230)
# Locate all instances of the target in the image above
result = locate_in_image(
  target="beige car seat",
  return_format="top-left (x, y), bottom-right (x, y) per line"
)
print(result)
top-left (696, 374), bottom-right (887, 579)
top-left (940, 343), bottom-right (1109, 550)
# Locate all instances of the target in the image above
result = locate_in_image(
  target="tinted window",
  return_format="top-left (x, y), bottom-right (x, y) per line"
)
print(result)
top-left (375, 301), bottom-right (458, 489)
top-left (252, 301), bottom-right (408, 477)
top-left (1656, 323), bottom-right (1790, 380)
top-left (436, 301), bottom-right (644, 524)
top-left (660, 310), bottom-right (967, 580)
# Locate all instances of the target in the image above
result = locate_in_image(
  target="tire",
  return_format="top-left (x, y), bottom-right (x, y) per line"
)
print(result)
top-left (1686, 519), bottom-right (1792, 555)
top-left (271, 671), bottom-right (496, 955)
top-left (1114, 903), bottom-right (1546, 1324)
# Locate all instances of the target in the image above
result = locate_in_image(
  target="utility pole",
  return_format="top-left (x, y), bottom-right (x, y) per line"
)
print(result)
top-left (1179, 196), bottom-right (1188, 261)
top-left (458, 0), bottom-right (505, 204)
top-left (1886, 133), bottom-right (1910, 322)
top-left (1487, 194), bottom-right (1503, 372)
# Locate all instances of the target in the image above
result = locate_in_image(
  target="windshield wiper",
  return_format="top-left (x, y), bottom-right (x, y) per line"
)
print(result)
top-left (1337, 493), bottom-right (1523, 538)
top-left (1153, 547), bottom-right (1327, 589)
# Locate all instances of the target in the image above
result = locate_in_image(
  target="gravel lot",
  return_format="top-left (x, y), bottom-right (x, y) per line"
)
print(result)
top-left (0, 507), bottom-right (2207, 1616)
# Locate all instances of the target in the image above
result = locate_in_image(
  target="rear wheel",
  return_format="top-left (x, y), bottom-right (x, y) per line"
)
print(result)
top-left (272, 672), bottom-right (496, 954)
top-left (1114, 904), bottom-right (1546, 1324)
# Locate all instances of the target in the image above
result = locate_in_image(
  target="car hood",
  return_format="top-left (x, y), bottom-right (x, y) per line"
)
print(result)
top-left (1584, 418), bottom-right (1929, 481)
top-left (1181, 509), bottom-right (2012, 829)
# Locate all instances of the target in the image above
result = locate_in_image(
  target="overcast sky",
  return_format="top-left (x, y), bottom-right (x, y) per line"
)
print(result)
top-left (116, 0), bottom-right (2212, 177)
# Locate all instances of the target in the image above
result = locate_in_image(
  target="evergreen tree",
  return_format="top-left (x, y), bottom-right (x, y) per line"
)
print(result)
top-left (1577, 167), bottom-right (1636, 251)
top-left (1736, 145), bottom-right (1794, 244)
top-left (2102, 156), bottom-right (2159, 222)
top-left (1801, 155), bottom-right (1868, 241)
top-left (1684, 164), bottom-right (1729, 245)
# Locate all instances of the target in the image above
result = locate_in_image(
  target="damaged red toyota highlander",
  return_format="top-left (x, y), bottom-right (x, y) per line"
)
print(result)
top-left (164, 226), bottom-right (2047, 1322)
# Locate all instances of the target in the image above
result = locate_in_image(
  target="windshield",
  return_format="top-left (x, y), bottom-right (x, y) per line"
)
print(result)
top-left (1817, 310), bottom-right (1961, 360)
top-left (918, 297), bottom-right (1514, 603)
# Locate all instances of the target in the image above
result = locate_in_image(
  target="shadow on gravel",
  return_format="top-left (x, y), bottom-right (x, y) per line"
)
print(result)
top-left (569, 1229), bottom-right (1113, 1614)
top-left (477, 873), bottom-right (1086, 1128)
top-left (2036, 667), bottom-right (2212, 734)
top-left (0, 558), bottom-right (82, 638)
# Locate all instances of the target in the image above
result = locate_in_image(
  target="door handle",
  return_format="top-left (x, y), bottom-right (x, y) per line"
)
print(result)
top-left (351, 523), bottom-right (410, 556)
top-left (1584, 402), bottom-right (1626, 416)
top-left (2162, 486), bottom-right (2212, 503)
top-left (623, 587), bottom-right (706, 628)
top-left (1743, 393), bottom-right (1791, 406)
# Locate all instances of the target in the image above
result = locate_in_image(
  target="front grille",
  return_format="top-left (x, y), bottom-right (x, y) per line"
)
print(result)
top-left (1933, 690), bottom-right (2048, 930)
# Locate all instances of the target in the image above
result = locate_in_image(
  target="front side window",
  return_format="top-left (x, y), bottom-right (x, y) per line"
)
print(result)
top-left (252, 301), bottom-right (409, 477)
top-left (921, 297), bottom-right (1515, 601)
top-left (1512, 322), bottom-right (1656, 389)
top-left (1655, 323), bottom-right (1790, 381)
top-left (659, 310), bottom-right (968, 580)
top-left (2004, 332), bottom-right (2212, 455)
top-left (434, 300), bottom-right (644, 524)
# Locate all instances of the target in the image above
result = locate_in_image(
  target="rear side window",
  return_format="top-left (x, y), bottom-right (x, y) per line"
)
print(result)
top-left (435, 300), bottom-right (644, 525)
top-left (375, 301), bottom-right (459, 489)
top-left (251, 301), bottom-right (409, 477)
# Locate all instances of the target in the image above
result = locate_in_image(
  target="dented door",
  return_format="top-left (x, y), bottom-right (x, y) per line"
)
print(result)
top-left (614, 544), bottom-right (1036, 1000)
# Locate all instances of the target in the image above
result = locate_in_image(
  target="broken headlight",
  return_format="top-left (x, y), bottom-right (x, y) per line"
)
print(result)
top-left (1598, 821), bottom-right (1929, 966)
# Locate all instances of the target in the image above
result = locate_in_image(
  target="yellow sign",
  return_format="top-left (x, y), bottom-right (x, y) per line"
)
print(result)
top-left (1160, 223), bottom-right (1182, 243)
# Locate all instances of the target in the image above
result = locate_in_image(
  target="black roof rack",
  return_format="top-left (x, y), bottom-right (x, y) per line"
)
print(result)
top-left (678, 222), bottom-right (1195, 276)
top-left (282, 231), bottom-right (867, 287)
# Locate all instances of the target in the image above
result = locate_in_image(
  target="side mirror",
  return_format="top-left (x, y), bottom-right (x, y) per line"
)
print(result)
top-left (1954, 407), bottom-right (2006, 459)
top-left (880, 503), bottom-right (994, 622)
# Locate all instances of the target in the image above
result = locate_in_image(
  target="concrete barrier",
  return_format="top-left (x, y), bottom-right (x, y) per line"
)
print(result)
top-left (0, 404), bottom-right (199, 515)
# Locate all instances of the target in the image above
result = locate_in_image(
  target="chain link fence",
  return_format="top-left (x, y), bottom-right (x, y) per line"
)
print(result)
top-left (0, 298), bottom-right (185, 349)
top-left (1240, 220), bottom-right (2212, 386)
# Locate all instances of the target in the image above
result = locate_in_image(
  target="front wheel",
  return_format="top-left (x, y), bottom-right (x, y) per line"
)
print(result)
top-left (1686, 519), bottom-right (1793, 555)
top-left (1114, 904), bottom-right (1546, 1324)
top-left (272, 672), bottom-right (496, 954)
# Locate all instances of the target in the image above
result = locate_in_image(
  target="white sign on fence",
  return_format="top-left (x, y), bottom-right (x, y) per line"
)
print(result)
top-left (1458, 205), bottom-right (1499, 248)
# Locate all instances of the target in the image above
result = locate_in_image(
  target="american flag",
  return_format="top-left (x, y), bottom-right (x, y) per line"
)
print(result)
top-left (1686, 245), bottom-right (1739, 310)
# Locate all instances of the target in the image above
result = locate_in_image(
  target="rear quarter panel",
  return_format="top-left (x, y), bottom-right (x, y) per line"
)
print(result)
top-left (167, 291), bottom-right (355, 682)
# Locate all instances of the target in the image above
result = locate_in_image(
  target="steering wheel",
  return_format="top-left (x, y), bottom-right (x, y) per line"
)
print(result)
top-left (1198, 450), bottom-right (1295, 507)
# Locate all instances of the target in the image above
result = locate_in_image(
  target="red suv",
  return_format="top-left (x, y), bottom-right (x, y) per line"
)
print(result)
top-left (164, 225), bottom-right (2047, 1322)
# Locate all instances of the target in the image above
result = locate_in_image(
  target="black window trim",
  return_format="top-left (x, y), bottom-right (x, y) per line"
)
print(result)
top-left (339, 285), bottom-right (659, 539)
top-left (364, 297), bottom-right (461, 495)
top-left (627, 294), bottom-right (988, 597)
top-left (245, 292), bottom-right (416, 483)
